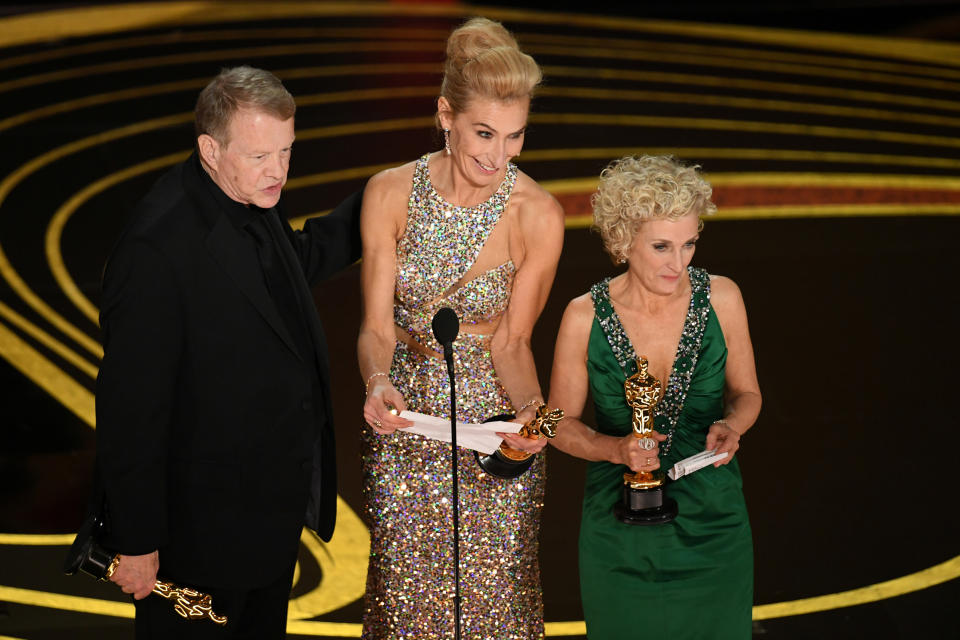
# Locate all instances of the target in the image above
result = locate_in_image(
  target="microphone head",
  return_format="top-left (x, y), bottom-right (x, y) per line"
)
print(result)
top-left (431, 307), bottom-right (459, 346)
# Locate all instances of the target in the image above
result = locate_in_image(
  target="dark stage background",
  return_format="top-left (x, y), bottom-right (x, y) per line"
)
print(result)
top-left (0, 1), bottom-right (958, 638)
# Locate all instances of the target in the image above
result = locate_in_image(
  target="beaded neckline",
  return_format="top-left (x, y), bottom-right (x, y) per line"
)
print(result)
top-left (590, 267), bottom-right (712, 456)
top-left (422, 153), bottom-right (517, 212)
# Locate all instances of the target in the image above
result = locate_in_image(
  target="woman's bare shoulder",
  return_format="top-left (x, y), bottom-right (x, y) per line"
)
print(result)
top-left (565, 292), bottom-right (597, 328)
top-left (512, 169), bottom-right (564, 227)
top-left (708, 273), bottom-right (747, 325)
top-left (367, 158), bottom-right (419, 196)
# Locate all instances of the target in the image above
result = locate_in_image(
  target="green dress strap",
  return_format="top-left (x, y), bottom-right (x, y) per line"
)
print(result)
top-left (589, 266), bottom-right (712, 455)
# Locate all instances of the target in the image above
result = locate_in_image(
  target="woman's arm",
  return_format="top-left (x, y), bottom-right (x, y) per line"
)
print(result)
top-left (490, 185), bottom-right (564, 453)
top-left (546, 295), bottom-right (664, 473)
top-left (705, 275), bottom-right (762, 465)
top-left (358, 168), bottom-right (414, 433)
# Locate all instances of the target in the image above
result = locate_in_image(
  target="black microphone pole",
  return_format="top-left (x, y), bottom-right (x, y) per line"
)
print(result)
top-left (432, 307), bottom-right (461, 640)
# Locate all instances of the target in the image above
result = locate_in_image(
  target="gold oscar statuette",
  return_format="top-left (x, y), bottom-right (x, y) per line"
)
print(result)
top-left (153, 581), bottom-right (228, 626)
top-left (623, 356), bottom-right (664, 490)
top-left (103, 558), bottom-right (228, 626)
top-left (614, 356), bottom-right (678, 525)
top-left (475, 404), bottom-right (564, 478)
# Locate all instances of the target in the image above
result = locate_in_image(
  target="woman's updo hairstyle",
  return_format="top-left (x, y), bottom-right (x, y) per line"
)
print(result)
top-left (440, 17), bottom-right (542, 118)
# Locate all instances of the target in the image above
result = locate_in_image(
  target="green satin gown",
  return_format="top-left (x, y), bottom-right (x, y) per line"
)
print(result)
top-left (579, 267), bottom-right (753, 639)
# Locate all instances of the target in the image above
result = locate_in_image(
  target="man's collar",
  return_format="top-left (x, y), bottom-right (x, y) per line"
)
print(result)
top-left (190, 152), bottom-right (262, 230)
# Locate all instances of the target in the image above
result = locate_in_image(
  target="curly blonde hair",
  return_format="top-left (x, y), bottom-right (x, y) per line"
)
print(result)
top-left (592, 155), bottom-right (717, 263)
top-left (438, 17), bottom-right (542, 124)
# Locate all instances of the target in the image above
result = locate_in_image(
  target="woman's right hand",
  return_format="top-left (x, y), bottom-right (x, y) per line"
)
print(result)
top-left (363, 377), bottom-right (414, 434)
top-left (614, 430), bottom-right (667, 473)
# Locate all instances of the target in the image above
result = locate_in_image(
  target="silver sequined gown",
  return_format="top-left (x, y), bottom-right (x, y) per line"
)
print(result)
top-left (360, 154), bottom-right (545, 639)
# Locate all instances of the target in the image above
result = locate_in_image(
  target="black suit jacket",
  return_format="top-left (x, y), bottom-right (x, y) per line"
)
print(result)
top-left (95, 153), bottom-right (361, 588)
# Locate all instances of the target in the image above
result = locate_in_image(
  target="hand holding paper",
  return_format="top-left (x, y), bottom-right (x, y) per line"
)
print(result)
top-left (667, 450), bottom-right (729, 481)
top-left (397, 411), bottom-right (522, 455)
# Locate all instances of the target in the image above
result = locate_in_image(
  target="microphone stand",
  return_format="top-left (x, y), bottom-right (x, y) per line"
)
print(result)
top-left (433, 306), bottom-right (462, 640)
top-left (442, 342), bottom-right (462, 640)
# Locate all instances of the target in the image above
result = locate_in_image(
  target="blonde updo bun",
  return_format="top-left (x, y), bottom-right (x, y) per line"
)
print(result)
top-left (440, 17), bottom-right (542, 116)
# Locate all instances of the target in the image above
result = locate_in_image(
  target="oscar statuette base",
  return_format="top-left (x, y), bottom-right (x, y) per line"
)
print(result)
top-left (613, 483), bottom-right (678, 525)
top-left (475, 413), bottom-right (534, 479)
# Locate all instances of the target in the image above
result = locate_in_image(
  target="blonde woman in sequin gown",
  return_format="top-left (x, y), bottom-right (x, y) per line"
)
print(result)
top-left (357, 18), bottom-right (564, 640)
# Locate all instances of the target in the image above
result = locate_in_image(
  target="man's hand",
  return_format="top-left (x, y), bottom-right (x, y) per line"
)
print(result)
top-left (110, 550), bottom-right (159, 600)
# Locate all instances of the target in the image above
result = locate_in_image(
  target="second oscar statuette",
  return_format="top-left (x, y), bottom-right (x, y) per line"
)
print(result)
top-left (613, 356), bottom-right (678, 525)
top-left (476, 405), bottom-right (564, 478)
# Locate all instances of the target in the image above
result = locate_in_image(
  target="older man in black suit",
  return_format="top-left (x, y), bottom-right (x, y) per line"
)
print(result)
top-left (95, 66), bottom-right (361, 638)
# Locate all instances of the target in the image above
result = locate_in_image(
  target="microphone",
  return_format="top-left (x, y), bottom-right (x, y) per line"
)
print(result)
top-left (431, 307), bottom-right (459, 371)
top-left (431, 306), bottom-right (463, 639)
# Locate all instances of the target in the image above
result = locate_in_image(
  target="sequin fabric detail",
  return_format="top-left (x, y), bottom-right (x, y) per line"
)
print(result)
top-left (361, 155), bottom-right (544, 640)
top-left (394, 154), bottom-right (517, 349)
top-left (590, 267), bottom-right (712, 456)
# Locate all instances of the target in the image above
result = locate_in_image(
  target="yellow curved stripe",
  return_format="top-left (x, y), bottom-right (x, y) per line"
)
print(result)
top-left (0, 27), bottom-right (447, 72)
top-left (0, 41), bottom-right (444, 95)
top-left (48, 153), bottom-right (960, 327)
top-left (538, 86), bottom-right (960, 130)
top-left (533, 113), bottom-right (960, 151)
top-left (0, 585), bottom-right (132, 617)
top-left (0, 67), bottom-right (441, 135)
top-left (0, 298), bottom-right (98, 379)
top-left (6, 70), bottom-right (959, 143)
top-left (46, 154), bottom-right (394, 326)
top-left (521, 146), bottom-right (960, 171)
top-left (546, 172), bottom-right (960, 192)
top-left (753, 554), bottom-right (960, 620)
top-left (289, 501), bottom-right (370, 619)
top-left (0, 113), bottom-right (192, 360)
top-left (523, 31), bottom-right (960, 81)
top-left (0, 313), bottom-right (95, 426)
top-left (526, 42), bottom-right (960, 95)
top-left (46, 151), bottom-right (191, 325)
top-left (3, 25), bottom-right (956, 84)
top-left (482, 7), bottom-right (960, 66)
top-left (544, 65), bottom-right (960, 115)
top-left (2, 25), bottom-right (957, 100)
top-left (1, 553), bottom-right (957, 633)
top-left (24, 129), bottom-right (960, 371)
top-left (3, 1), bottom-right (960, 69)
top-left (566, 204), bottom-right (960, 229)
top-left (0, 533), bottom-right (76, 545)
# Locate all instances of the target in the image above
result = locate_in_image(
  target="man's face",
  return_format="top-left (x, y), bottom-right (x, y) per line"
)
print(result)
top-left (202, 109), bottom-right (294, 209)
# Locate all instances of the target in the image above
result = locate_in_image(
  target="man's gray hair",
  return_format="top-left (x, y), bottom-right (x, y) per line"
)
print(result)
top-left (195, 66), bottom-right (295, 146)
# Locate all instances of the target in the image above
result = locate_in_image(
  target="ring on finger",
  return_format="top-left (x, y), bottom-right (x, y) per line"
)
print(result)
top-left (637, 437), bottom-right (656, 451)
top-left (373, 419), bottom-right (383, 429)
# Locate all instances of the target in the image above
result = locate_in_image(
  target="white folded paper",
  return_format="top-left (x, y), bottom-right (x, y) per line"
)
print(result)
top-left (396, 411), bottom-right (522, 455)
top-left (667, 449), bottom-right (729, 480)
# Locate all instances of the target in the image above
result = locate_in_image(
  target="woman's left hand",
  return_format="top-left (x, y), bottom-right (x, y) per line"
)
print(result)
top-left (497, 431), bottom-right (549, 453)
top-left (705, 421), bottom-right (741, 466)
top-left (496, 407), bottom-right (549, 453)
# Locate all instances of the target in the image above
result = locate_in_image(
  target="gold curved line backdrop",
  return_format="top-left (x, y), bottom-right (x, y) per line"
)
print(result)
top-left (4, 24), bottom-right (958, 81)
top-left (1, 1), bottom-right (958, 636)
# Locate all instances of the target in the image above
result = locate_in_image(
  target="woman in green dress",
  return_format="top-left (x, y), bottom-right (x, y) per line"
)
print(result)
top-left (547, 155), bottom-right (762, 639)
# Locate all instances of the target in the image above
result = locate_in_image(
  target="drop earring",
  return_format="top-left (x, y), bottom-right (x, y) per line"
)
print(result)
top-left (443, 128), bottom-right (451, 155)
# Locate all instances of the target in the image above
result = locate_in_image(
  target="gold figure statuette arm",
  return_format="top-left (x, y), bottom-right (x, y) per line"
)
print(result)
top-left (498, 404), bottom-right (565, 461)
top-left (153, 581), bottom-right (228, 626)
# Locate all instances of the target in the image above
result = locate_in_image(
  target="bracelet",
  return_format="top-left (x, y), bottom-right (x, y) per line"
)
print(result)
top-left (517, 398), bottom-right (545, 414)
top-left (365, 371), bottom-right (389, 393)
top-left (713, 419), bottom-right (740, 436)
